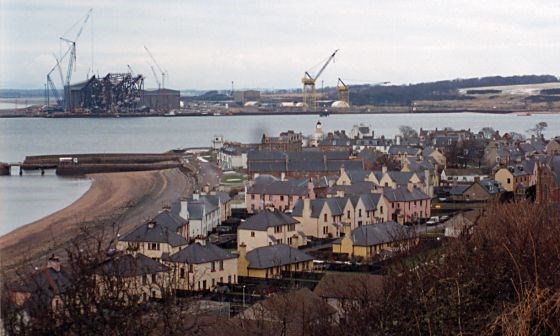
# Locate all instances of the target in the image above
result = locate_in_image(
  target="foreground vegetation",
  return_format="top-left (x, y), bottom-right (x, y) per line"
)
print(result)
top-left (2, 201), bottom-right (559, 335)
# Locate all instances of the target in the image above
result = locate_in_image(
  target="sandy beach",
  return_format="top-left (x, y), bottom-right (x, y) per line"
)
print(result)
top-left (0, 168), bottom-right (194, 273)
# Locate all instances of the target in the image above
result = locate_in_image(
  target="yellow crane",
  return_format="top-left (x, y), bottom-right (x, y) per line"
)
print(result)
top-left (335, 79), bottom-right (390, 107)
top-left (302, 49), bottom-right (338, 110)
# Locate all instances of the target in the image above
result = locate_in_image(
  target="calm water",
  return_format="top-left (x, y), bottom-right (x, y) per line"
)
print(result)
top-left (1, 113), bottom-right (559, 235)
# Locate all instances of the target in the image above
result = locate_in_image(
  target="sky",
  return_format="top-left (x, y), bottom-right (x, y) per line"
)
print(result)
top-left (1, 0), bottom-right (560, 90)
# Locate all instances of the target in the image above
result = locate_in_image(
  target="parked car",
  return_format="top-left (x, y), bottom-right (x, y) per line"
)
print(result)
top-left (440, 215), bottom-right (450, 222)
top-left (426, 216), bottom-right (440, 226)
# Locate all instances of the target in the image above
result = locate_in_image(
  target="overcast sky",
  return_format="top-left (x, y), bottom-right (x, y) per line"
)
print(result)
top-left (1, 0), bottom-right (559, 90)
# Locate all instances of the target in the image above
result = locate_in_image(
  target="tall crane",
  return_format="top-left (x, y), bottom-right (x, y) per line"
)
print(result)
top-left (60, 8), bottom-right (93, 88)
top-left (302, 49), bottom-right (339, 110)
top-left (46, 48), bottom-right (73, 109)
top-left (148, 64), bottom-right (161, 89)
top-left (144, 46), bottom-right (167, 89)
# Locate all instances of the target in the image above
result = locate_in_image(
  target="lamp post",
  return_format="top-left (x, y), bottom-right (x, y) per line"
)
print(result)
top-left (242, 285), bottom-right (246, 308)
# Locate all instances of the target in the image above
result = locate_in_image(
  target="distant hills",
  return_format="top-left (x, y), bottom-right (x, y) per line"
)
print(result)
top-left (337, 75), bottom-right (559, 105)
top-left (3, 75), bottom-right (559, 103)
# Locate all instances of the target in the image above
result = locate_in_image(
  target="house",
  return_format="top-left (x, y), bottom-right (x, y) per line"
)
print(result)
top-left (245, 177), bottom-right (315, 213)
top-left (444, 210), bottom-right (482, 237)
top-left (237, 244), bottom-right (314, 279)
top-left (11, 256), bottom-right (72, 311)
top-left (441, 168), bottom-right (488, 185)
top-left (261, 130), bottom-right (303, 152)
top-left (95, 251), bottom-right (170, 301)
top-left (172, 193), bottom-right (221, 238)
top-left (237, 209), bottom-right (305, 252)
top-left (332, 222), bottom-right (417, 259)
top-left (494, 163), bottom-right (534, 194)
top-left (218, 145), bottom-right (250, 170)
top-left (545, 137), bottom-right (560, 156)
top-left (166, 240), bottom-right (238, 291)
top-left (381, 187), bottom-right (431, 224)
top-left (450, 180), bottom-right (504, 202)
top-left (535, 155), bottom-right (560, 203)
top-left (291, 197), bottom-right (349, 239)
top-left (202, 190), bottom-right (232, 223)
top-left (116, 215), bottom-right (189, 261)
top-left (238, 288), bottom-right (336, 334)
top-left (313, 273), bottom-right (384, 316)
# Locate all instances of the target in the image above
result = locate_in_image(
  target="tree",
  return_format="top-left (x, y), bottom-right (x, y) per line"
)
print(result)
top-left (528, 121), bottom-right (548, 137)
top-left (398, 125), bottom-right (418, 140)
top-left (509, 132), bottom-right (526, 141)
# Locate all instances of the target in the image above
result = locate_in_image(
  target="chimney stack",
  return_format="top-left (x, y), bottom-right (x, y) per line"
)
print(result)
top-left (382, 165), bottom-right (388, 174)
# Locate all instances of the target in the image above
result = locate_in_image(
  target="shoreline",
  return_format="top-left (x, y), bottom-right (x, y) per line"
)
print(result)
top-left (0, 168), bottom-right (194, 273)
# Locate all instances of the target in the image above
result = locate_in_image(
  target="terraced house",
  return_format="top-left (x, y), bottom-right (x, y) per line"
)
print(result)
top-left (292, 197), bottom-right (348, 239)
top-left (117, 213), bottom-right (189, 262)
top-left (237, 209), bottom-right (305, 252)
top-left (238, 244), bottom-right (314, 279)
top-left (165, 240), bottom-right (238, 292)
top-left (245, 175), bottom-right (315, 213)
top-left (380, 186), bottom-right (431, 224)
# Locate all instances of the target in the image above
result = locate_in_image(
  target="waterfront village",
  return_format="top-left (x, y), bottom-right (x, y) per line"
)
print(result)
top-left (5, 120), bottom-right (560, 334)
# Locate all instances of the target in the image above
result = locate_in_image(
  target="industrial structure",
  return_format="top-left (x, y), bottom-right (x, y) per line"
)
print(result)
top-left (335, 78), bottom-right (350, 107)
top-left (65, 73), bottom-right (145, 114)
top-left (301, 49), bottom-right (338, 110)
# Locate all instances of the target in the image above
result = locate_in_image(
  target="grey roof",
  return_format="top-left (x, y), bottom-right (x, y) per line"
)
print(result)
top-left (382, 187), bottom-right (430, 202)
top-left (292, 199), bottom-right (328, 218)
top-left (245, 244), bottom-right (313, 269)
top-left (337, 221), bottom-right (413, 246)
top-left (96, 252), bottom-right (169, 277)
top-left (187, 196), bottom-right (219, 220)
top-left (388, 145), bottom-right (420, 156)
top-left (359, 193), bottom-right (382, 211)
top-left (327, 181), bottom-right (377, 196)
top-left (248, 159), bottom-right (362, 173)
top-left (248, 150), bottom-right (349, 162)
top-left (240, 209), bottom-right (299, 231)
top-left (203, 191), bottom-right (232, 205)
top-left (504, 165), bottom-right (530, 177)
top-left (120, 218), bottom-right (188, 247)
top-left (247, 180), bottom-right (309, 196)
top-left (478, 179), bottom-right (504, 194)
top-left (345, 169), bottom-right (369, 182)
top-left (149, 210), bottom-right (188, 232)
top-left (253, 174), bottom-right (280, 185)
top-left (18, 266), bottom-right (72, 296)
top-left (387, 171), bottom-right (415, 186)
top-left (449, 185), bottom-right (470, 195)
top-left (167, 242), bottom-right (236, 264)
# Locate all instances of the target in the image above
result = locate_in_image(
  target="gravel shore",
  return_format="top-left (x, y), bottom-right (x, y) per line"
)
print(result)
top-left (0, 168), bottom-right (194, 274)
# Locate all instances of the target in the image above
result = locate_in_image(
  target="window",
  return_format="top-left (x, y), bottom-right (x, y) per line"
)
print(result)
top-left (220, 277), bottom-right (223, 283)
top-left (148, 242), bottom-right (160, 250)
top-left (367, 211), bottom-right (370, 218)
top-left (288, 237), bottom-right (293, 245)
top-left (211, 262), bottom-right (216, 272)
top-left (251, 204), bottom-right (255, 211)
top-left (507, 178), bottom-right (511, 184)
top-left (251, 194), bottom-right (255, 200)
top-left (228, 275), bottom-right (231, 283)
top-left (268, 195), bottom-right (272, 201)
top-left (274, 226), bottom-right (282, 233)
top-left (212, 279), bottom-right (215, 287)
top-left (280, 195), bottom-right (284, 201)
top-left (358, 209), bottom-right (362, 217)
top-left (414, 201), bottom-right (417, 206)
top-left (276, 239), bottom-right (282, 244)
top-left (219, 260), bottom-right (224, 270)
top-left (380, 206), bottom-right (384, 214)
top-left (288, 224), bottom-right (296, 231)
top-left (347, 210), bottom-right (351, 219)
top-left (324, 213), bottom-right (328, 222)
top-left (180, 268), bottom-right (185, 279)
top-left (142, 275), bottom-right (147, 285)
top-left (251, 231), bottom-right (255, 237)
top-left (189, 264), bottom-right (194, 273)
top-left (151, 274), bottom-right (156, 283)
top-left (358, 221), bottom-right (363, 226)
top-left (202, 280), bottom-right (207, 290)
top-left (323, 226), bottom-right (328, 235)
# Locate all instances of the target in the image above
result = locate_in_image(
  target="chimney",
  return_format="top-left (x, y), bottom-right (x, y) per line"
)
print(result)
top-left (192, 192), bottom-right (200, 201)
top-left (237, 243), bottom-right (249, 276)
top-left (343, 223), bottom-right (352, 237)
top-left (147, 220), bottom-right (156, 229)
top-left (307, 180), bottom-right (316, 199)
top-left (203, 184), bottom-right (210, 193)
top-left (291, 234), bottom-right (299, 248)
top-left (323, 154), bottom-right (327, 170)
top-left (396, 135), bottom-right (401, 145)
top-left (407, 182), bottom-right (414, 192)
top-left (382, 165), bottom-right (387, 174)
top-left (281, 172), bottom-right (286, 181)
top-left (47, 255), bottom-right (61, 272)
top-left (303, 198), bottom-right (311, 218)
top-left (180, 198), bottom-right (189, 220)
